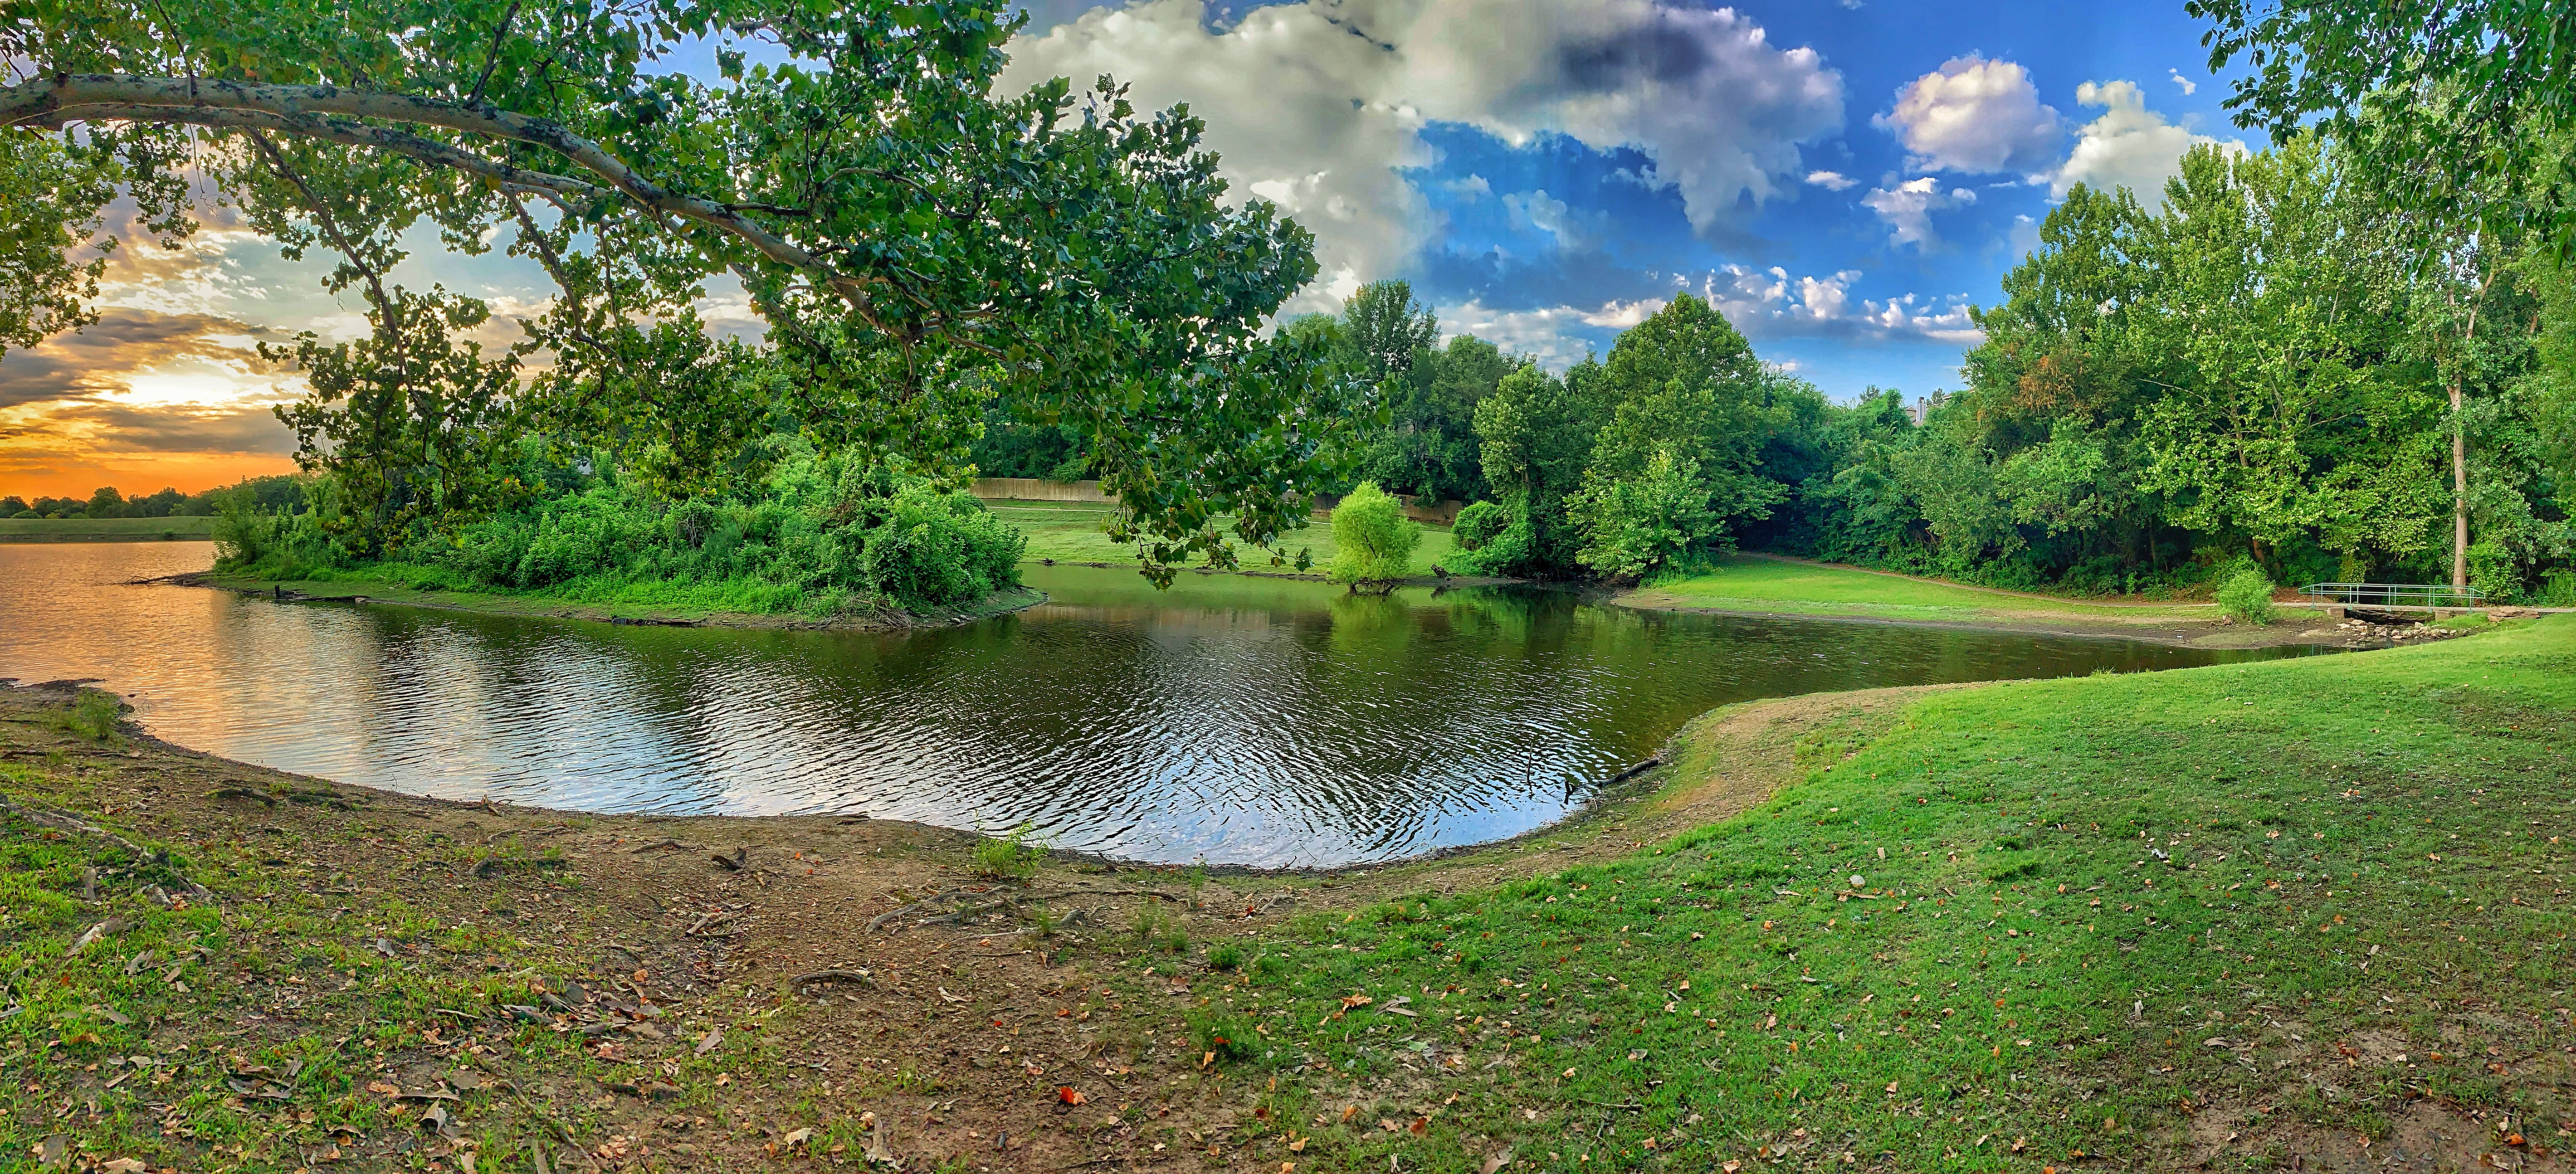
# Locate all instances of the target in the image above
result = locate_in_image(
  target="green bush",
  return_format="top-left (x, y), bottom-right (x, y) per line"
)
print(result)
top-left (9, 509), bottom-right (35, 519)
top-left (1569, 447), bottom-right (1720, 582)
top-left (1450, 500), bottom-right (1507, 551)
top-left (44, 692), bottom-right (123, 742)
top-left (1326, 481), bottom-right (1420, 585)
top-left (972, 822), bottom-right (1044, 881)
top-left (1206, 942), bottom-right (1244, 971)
top-left (2216, 567), bottom-right (2276, 625)
top-left (2543, 570), bottom-right (2576, 608)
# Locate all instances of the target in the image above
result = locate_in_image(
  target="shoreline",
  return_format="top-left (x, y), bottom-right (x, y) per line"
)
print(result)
top-left (6, 618), bottom-right (2566, 1172)
top-left (176, 569), bottom-right (1049, 633)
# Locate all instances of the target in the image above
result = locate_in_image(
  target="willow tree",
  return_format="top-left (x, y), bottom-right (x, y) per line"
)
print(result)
top-left (0, 0), bottom-right (1361, 577)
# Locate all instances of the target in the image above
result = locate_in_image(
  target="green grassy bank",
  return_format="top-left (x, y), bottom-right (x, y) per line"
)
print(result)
top-left (0, 516), bottom-right (214, 542)
top-left (1182, 615), bottom-right (2574, 1170)
top-left (200, 563), bottom-right (1045, 629)
top-left (991, 498), bottom-right (1459, 578)
top-left (1631, 552), bottom-right (2256, 622)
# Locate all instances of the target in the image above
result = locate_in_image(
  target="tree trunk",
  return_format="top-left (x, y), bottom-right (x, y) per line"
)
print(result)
top-left (2451, 380), bottom-right (2468, 590)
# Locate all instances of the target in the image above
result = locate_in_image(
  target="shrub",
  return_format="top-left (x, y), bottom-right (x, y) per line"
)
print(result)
top-left (1326, 481), bottom-right (1420, 586)
top-left (1451, 500), bottom-right (1508, 551)
top-left (2216, 567), bottom-right (2275, 625)
top-left (972, 822), bottom-right (1044, 881)
top-left (44, 691), bottom-right (123, 742)
top-left (1570, 447), bottom-right (1719, 582)
top-left (10, 509), bottom-right (35, 519)
top-left (2543, 570), bottom-right (2576, 608)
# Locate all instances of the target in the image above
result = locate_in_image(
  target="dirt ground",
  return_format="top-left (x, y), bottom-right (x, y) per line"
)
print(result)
top-left (6, 674), bottom-right (2552, 1174)
top-left (0, 677), bottom-right (1895, 1174)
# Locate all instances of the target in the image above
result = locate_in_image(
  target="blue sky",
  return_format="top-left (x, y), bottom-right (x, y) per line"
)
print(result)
top-left (1008, 0), bottom-right (2263, 397)
top-left (1, 0), bottom-right (2264, 496)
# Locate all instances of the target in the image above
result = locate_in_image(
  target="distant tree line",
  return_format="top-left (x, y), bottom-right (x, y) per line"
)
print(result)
top-left (5, 485), bottom-right (223, 519)
top-left (1287, 130), bottom-right (2574, 602)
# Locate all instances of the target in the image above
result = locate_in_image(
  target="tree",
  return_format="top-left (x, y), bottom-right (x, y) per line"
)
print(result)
top-left (1, 0), bottom-right (1359, 581)
top-left (1579, 294), bottom-right (1788, 560)
top-left (86, 486), bottom-right (126, 518)
top-left (1337, 281), bottom-right (1440, 385)
top-left (2191, 0), bottom-right (2576, 254)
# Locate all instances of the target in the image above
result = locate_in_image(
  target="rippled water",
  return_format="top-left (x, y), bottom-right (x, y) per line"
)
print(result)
top-left (1, 542), bottom-right (2315, 866)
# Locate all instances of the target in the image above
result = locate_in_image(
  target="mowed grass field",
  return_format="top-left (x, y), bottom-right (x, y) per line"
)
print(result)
top-left (1626, 553), bottom-right (2300, 627)
top-left (0, 516), bottom-right (215, 541)
top-left (987, 498), bottom-right (1458, 577)
top-left (1173, 615), bottom-right (2575, 1170)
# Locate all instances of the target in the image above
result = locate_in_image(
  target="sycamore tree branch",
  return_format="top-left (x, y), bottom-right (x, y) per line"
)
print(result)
top-left (243, 128), bottom-right (400, 335)
top-left (48, 104), bottom-right (610, 205)
top-left (5, 74), bottom-right (880, 315)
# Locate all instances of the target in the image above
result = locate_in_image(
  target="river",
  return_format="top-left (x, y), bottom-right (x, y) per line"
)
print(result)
top-left (0, 542), bottom-right (2315, 867)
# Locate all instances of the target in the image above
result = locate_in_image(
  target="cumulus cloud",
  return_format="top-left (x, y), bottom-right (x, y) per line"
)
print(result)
top-left (1876, 55), bottom-right (2061, 175)
top-left (1804, 169), bottom-right (1857, 191)
top-left (1697, 266), bottom-right (1980, 344)
top-left (1501, 189), bottom-right (1599, 251)
top-left (1436, 265), bottom-right (1980, 369)
top-left (1860, 177), bottom-right (1975, 248)
top-left (2051, 80), bottom-right (2247, 205)
top-left (0, 309), bottom-right (289, 411)
top-left (2168, 69), bottom-right (2197, 96)
top-left (1003, 0), bottom-right (1845, 309)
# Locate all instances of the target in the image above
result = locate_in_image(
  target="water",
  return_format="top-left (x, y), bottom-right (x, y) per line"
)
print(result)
top-left (1, 542), bottom-right (2315, 867)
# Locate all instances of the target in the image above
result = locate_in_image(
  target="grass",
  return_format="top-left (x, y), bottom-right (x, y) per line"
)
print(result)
top-left (1127, 615), bottom-right (2576, 1170)
top-left (1629, 553), bottom-right (2300, 626)
top-left (989, 499), bottom-right (1458, 578)
top-left (0, 516), bottom-right (215, 541)
top-left (205, 560), bottom-right (1044, 628)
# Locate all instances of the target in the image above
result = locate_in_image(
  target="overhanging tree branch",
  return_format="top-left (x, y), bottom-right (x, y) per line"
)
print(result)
top-left (7, 74), bottom-right (879, 314)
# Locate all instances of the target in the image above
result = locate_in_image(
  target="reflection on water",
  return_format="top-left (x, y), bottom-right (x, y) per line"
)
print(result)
top-left (0, 543), bottom-right (2318, 866)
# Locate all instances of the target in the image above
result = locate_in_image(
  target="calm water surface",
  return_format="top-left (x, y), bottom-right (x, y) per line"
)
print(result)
top-left (0, 542), bottom-right (2314, 866)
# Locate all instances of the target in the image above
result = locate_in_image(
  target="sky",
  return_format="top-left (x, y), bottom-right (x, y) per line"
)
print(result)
top-left (0, 0), bottom-right (2259, 500)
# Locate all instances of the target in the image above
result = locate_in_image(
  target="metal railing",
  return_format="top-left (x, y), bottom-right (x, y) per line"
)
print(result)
top-left (2297, 582), bottom-right (2486, 609)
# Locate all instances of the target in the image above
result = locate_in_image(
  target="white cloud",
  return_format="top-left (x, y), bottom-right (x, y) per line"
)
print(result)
top-left (2168, 69), bottom-right (2197, 96)
top-left (1437, 267), bottom-right (1980, 368)
top-left (2051, 80), bottom-right (2247, 205)
top-left (1699, 265), bottom-right (1978, 344)
top-left (1804, 169), bottom-right (1858, 191)
top-left (1876, 55), bottom-right (2061, 175)
top-left (2003, 213), bottom-right (2042, 262)
top-left (1859, 177), bottom-right (1968, 248)
top-left (1436, 299), bottom-right (1656, 368)
top-left (1501, 189), bottom-right (1597, 251)
top-left (1445, 174), bottom-right (1492, 199)
top-left (1003, 0), bottom-right (1845, 310)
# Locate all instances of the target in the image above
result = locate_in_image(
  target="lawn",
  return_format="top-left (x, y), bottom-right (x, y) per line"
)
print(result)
top-left (1627, 553), bottom-right (2297, 626)
top-left (1164, 615), bottom-right (2575, 1169)
top-left (988, 498), bottom-right (1459, 577)
top-left (0, 516), bottom-right (214, 541)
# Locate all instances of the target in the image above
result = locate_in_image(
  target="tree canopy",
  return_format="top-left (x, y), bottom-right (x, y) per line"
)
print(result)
top-left (1, 0), bottom-right (1362, 581)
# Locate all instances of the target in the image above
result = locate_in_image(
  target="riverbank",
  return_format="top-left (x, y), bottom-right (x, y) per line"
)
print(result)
top-left (1620, 552), bottom-right (2426, 649)
top-left (5, 616), bottom-right (2566, 1171)
top-left (0, 516), bottom-right (214, 542)
top-left (188, 569), bottom-right (1047, 632)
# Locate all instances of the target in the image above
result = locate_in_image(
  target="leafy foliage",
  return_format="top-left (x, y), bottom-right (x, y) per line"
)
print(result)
top-left (0, 0), bottom-right (1365, 581)
top-left (215, 446), bottom-right (1025, 615)
top-left (1325, 481), bottom-right (1421, 587)
top-left (2215, 566), bottom-right (2277, 625)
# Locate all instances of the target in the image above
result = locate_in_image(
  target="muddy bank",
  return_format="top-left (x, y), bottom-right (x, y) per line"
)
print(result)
top-left (0, 674), bottom-right (1847, 1173)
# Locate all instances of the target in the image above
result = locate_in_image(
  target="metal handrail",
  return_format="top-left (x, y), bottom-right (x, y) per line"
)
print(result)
top-left (2297, 582), bottom-right (2486, 608)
